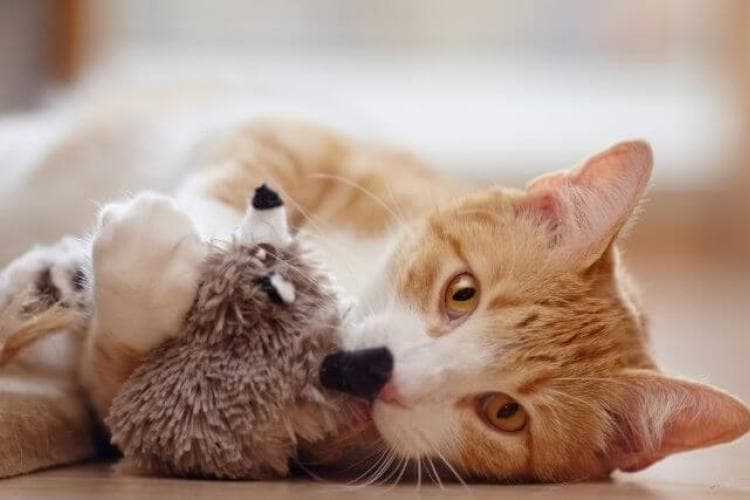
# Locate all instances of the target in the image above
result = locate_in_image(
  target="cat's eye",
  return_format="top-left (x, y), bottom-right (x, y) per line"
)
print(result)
top-left (480, 393), bottom-right (528, 433)
top-left (444, 273), bottom-right (479, 320)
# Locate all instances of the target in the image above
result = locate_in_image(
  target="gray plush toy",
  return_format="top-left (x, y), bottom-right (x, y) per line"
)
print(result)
top-left (105, 185), bottom-right (392, 479)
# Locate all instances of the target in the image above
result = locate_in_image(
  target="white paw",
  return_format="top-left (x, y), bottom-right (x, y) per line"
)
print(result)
top-left (92, 193), bottom-right (207, 352)
top-left (0, 237), bottom-right (88, 313)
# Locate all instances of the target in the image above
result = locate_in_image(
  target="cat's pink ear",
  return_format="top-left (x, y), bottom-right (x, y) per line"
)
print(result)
top-left (518, 140), bottom-right (653, 267)
top-left (604, 370), bottom-right (750, 473)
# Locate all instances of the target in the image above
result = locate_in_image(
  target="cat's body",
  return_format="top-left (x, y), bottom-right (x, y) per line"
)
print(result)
top-left (0, 87), bottom-right (748, 482)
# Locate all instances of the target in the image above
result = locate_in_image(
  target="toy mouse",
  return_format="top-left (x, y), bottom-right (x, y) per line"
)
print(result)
top-left (105, 185), bottom-right (393, 479)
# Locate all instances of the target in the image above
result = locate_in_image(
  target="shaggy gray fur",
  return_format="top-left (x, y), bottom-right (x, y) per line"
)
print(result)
top-left (106, 238), bottom-right (355, 479)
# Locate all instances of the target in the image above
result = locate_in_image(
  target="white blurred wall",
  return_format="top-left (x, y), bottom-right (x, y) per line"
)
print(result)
top-left (0, 0), bottom-right (51, 112)
top-left (78, 0), bottom-right (740, 188)
top-left (1, 0), bottom-right (743, 188)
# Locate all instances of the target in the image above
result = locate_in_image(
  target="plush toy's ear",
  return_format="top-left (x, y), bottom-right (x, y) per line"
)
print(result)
top-left (602, 370), bottom-right (750, 473)
top-left (516, 140), bottom-right (652, 268)
top-left (237, 184), bottom-right (292, 247)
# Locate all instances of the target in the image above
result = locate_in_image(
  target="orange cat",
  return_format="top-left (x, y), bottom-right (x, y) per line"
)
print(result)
top-left (0, 114), bottom-right (748, 482)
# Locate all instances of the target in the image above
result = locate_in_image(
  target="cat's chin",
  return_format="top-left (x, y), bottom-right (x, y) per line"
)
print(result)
top-left (370, 399), bottom-right (447, 459)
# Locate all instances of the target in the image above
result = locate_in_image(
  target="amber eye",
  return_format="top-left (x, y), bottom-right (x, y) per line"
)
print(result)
top-left (481, 393), bottom-right (528, 432)
top-left (444, 273), bottom-right (479, 319)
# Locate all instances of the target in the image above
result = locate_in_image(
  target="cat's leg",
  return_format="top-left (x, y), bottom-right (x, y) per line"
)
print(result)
top-left (0, 238), bottom-right (96, 478)
top-left (0, 382), bottom-right (97, 478)
top-left (81, 193), bottom-right (207, 419)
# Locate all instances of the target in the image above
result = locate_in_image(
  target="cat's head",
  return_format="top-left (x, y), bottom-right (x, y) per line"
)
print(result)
top-left (349, 141), bottom-right (750, 481)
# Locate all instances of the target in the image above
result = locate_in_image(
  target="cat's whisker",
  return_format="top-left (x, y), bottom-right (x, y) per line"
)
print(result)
top-left (271, 253), bottom-right (341, 293)
top-left (380, 455), bottom-right (407, 488)
top-left (290, 460), bottom-right (330, 484)
top-left (388, 457), bottom-right (409, 489)
top-left (274, 190), bottom-right (330, 239)
top-left (307, 173), bottom-right (408, 229)
top-left (411, 428), bottom-right (444, 489)
top-left (363, 449), bottom-right (397, 487)
top-left (422, 457), bottom-right (435, 486)
top-left (545, 388), bottom-right (599, 411)
top-left (276, 193), bottom-right (384, 318)
top-left (410, 427), bottom-right (436, 486)
top-left (413, 425), bottom-right (467, 489)
top-left (344, 445), bottom-right (389, 487)
top-left (339, 440), bottom-right (386, 474)
top-left (349, 446), bottom-right (392, 489)
top-left (280, 197), bottom-right (376, 292)
top-left (431, 447), bottom-right (468, 489)
top-left (383, 180), bottom-right (412, 229)
top-left (416, 456), bottom-right (422, 491)
top-left (542, 399), bottom-right (565, 430)
top-left (277, 191), bottom-right (369, 287)
top-left (426, 455), bottom-right (443, 489)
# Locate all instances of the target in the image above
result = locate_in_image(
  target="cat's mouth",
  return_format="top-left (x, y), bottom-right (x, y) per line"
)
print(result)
top-left (350, 399), bottom-right (374, 424)
top-left (375, 382), bottom-right (410, 409)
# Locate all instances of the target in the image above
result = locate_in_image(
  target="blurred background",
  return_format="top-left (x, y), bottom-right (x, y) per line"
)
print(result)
top-left (0, 0), bottom-right (748, 487)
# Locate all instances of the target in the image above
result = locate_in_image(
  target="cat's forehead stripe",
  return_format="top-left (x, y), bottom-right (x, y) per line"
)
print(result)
top-left (487, 293), bottom-right (523, 311)
top-left (515, 312), bottom-right (540, 329)
top-left (454, 208), bottom-right (500, 226)
top-left (517, 372), bottom-right (556, 395)
top-left (429, 220), bottom-right (467, 263)
top-left (401, 258), bottom-right (439, 307)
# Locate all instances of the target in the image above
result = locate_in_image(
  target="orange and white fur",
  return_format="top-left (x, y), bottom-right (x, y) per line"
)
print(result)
top-left (0, 92), bottom-right (748, 482)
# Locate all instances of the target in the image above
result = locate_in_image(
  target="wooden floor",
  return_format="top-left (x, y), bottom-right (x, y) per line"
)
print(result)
top-left (1, 237), bottom-right (748, 499)
top-left (0, 462), bottom-right (748, 500)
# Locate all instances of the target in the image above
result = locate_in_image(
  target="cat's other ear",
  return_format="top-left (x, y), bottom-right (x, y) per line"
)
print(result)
top-left (517, 140), bottom-right (652, 268)
top-left (603, 369), bottom-right (750, 473)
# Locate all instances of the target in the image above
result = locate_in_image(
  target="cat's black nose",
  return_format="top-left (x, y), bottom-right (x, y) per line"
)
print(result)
top-left (320, 347), bottom-right (393, 401)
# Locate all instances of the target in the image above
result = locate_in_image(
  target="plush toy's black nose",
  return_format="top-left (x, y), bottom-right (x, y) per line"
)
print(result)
top-left (252, 184), bottom-right (284, 209)
top-left (319, 347), bottom-right (393, 401)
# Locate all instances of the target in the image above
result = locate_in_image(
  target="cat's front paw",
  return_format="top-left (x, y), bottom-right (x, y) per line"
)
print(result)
top-left (92, 193), bottom-right (207, 352)
top-left (0, 237), bottom-right (88, 315)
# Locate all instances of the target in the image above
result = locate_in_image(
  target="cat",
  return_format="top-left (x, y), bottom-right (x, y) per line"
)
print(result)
top-left (0, 108), bottom-right (748, 482)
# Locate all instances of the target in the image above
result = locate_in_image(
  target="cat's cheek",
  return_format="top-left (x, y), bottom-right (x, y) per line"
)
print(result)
top-left (451, 413), bottom-right (531, 480)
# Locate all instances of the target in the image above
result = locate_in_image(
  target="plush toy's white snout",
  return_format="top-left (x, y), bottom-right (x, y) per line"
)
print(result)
top-left (237, 184), bottom-right (292, 247)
